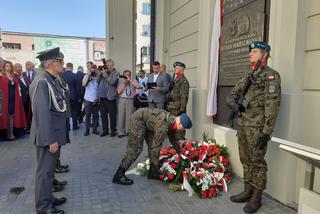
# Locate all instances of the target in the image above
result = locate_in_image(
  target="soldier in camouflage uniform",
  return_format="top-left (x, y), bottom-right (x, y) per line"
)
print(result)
top-left (112, 108), bottom-right (192, 185)
top-left (227, 41), bottom-right (281, 213)
top-left (167, 61), bottom-right (190, 142)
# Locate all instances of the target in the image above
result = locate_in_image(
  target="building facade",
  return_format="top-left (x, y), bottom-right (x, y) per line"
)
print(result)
top-left (0, 31), bottom-right (106, 71)
top-left (106, 0), bottom-right (320, 209)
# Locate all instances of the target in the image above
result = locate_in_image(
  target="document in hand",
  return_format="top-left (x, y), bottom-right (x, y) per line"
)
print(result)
top-left (147, 82), bottom-right (157, 89)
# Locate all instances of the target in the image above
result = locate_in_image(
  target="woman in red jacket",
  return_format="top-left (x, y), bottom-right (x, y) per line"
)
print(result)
top-left (0, 61), bottom-right (26, 140)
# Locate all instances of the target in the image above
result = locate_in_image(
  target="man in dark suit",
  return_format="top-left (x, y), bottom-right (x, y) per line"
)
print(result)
top-left (75, 66), bottom-right (85, 124)
top-left (61, 63), bottom-right (79, 130)
top-left (14, 63), bottom-right (31, 133)
top-left (146, 61), bottom-right (170, 109)
top-left (23, 61), bottom-right (36, 82)
top-left (30, 47), bottom-right (68, 214)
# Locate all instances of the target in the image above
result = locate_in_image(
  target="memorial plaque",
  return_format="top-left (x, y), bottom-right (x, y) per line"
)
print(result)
top-left (223, 0), bottom-right (257, 15)
top-left (219, 0), bottom-right (265, 86)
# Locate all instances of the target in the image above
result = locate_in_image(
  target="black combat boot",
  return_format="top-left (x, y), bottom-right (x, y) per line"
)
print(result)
top-left (243, 188), bottom-right (263, 213)
top-left (147, 165), bottom-right (160, 180)
top-left (112, 167), bottom-right (134, 185)
top-left (230, 183), bottom-right (253, 203)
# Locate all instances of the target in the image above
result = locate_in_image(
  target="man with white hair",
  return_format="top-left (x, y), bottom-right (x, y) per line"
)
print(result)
top-left (30, 47), bottom-right (68, 214)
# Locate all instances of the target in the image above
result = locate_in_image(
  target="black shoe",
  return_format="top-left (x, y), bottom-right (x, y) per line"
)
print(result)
top-left (55, 167), bottom-right (70, 173)
top-left (93, 129), bottom-right (100, 135)
top-left (112, 167), bottom-right (134, 185)
top-left (37, 207), bottom-right (65, 214)
top-left (118, 134), bottom-right (125, 138)
top-left (60, 164), bottom-right (69, 169)
top-left (24, 129), bottom-right (30, 134)
top-left (230, 183), bottom-right (253, 203)
top-left (147, 165), bottom-right (160, 180)
top-left (100, 130), bottom-right (109, 137)
top-left (84, 131), bottom-right (89, 136)
top-left (243, 189), bottom-right (263, 213)
top-left (52, 185), bottom-right (64, 192)
top-left (53, 178), bottom-right (67, 186)
top-left (53, 197), bottom-right (67, 206)
top-left (110, 132), bottom-right (116, 137)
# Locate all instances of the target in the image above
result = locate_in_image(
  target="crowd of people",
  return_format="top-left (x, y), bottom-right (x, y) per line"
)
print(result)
top-left (0, 55), bottom-right (188, 142)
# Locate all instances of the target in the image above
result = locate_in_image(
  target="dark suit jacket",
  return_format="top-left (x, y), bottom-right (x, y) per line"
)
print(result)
top-left (61, 70), bottom-right (78, 100)
top-left (76, 71), bottom-right (85, 99)
top-left (147, 72), bottom-right (170, 104)
top-left (22, 70), bottom-right (36, 83)
top-left (18, 75), bottom-right (30, 103)
top-left (29, 71), bottom-right (69, 147)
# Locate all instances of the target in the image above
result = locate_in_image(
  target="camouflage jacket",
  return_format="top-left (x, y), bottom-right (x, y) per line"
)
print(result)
top-left (168, 75), bottom-right (189, 114)
top-left (227, 66), bottom-right (281, 135)
top-left (131, 108), bottom-right (178, 144)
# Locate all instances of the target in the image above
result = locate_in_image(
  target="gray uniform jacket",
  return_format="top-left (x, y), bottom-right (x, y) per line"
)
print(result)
top-left (29, 71), bottom-right (69, 147)
top-left (147, 72), bottom-right (170, 104)
top-left (97, 68), bottom-right (120, 100)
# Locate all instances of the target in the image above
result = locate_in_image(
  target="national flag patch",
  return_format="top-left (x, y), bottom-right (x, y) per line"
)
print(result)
top-left (268, 75), bottom-right (275, 80)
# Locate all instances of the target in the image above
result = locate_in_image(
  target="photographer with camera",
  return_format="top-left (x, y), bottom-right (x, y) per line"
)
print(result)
top-left (82, 64), bottom-right (100, 136)
top-left (117, 70), bottom-right (139, 138)
top-left (96, 59), bottom-right (120, 137)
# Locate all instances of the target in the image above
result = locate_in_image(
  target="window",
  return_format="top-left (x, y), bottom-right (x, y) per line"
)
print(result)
top-left (32, 44), bottom-right (35, 50)
top-left (141, 46), bottom-right (150, 56)
top-left (141, 3), bottom-right (151, 15)
top-left (141, 25), bottom-right (150, 37)
top-left (3, 42), bottom-right (21, 50)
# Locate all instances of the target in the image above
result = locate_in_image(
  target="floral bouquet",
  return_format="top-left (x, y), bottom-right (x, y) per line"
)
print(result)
top-left (158, 134), bottom-right (232, 199)
top-left (126, 159), bottom-right (150, 176)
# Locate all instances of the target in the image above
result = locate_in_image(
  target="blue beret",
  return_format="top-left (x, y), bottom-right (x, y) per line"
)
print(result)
top-left (173, 61), bottom-right (186, 68)
top-left (180, 113), bottom-right (192, 129)
top-left (36, 47), bottom-right (64, 61)
top-left (249, 41), bottom-right (271, 52)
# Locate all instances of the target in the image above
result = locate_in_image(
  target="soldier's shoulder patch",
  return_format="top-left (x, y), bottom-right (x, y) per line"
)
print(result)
top-left (269, 85), bottom-right (276, 93)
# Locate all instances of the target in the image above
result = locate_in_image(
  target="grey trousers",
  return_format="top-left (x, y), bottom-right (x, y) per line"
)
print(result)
top-left (35, 145), bottom-right (59, 213)
top-left (117, 97), bottom-right (134, 136)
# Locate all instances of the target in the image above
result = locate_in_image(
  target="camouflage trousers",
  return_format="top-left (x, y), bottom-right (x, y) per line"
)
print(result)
top-left (237, 126), bottom-right (268, 190)
top-left (120, 118), bottom-right (166, 170)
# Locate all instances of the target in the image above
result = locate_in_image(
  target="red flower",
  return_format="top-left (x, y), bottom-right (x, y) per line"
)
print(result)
top-left (214, 148), bottom-right (221, 154)
top-left (168, 173), bottom-right (174, 180)
top-left (201, 191), bottom-right (207, 199)
top-left (215, 167), bottom-right (223, 173)
top-left (197, 172), bottom-right (204, 179)
top-left (171, 163), bottom-right (176, 169)
top-left (159, 174), bottom-right (164, 180)
top-left (175, 155), bottom-right (181, 163)
top-left (225, 172), bottom-right (231, 181)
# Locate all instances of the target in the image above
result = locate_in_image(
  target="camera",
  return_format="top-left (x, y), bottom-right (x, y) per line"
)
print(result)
top-left (119, 75), bottom-right (128, 80)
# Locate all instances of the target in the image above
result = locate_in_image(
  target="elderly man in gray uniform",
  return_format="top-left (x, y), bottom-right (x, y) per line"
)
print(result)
top-left (30, 47), bottom-right (68, 214)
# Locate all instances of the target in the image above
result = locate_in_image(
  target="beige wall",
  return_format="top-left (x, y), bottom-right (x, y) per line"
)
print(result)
top-left (106, 0), bottom-right (135, 72)
top-left (2, 34), bottom-right (35, 68)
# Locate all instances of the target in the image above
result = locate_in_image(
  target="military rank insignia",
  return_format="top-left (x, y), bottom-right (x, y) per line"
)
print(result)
top-left (269, 85), bottom-right (276, 93)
